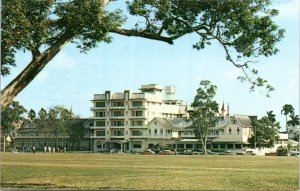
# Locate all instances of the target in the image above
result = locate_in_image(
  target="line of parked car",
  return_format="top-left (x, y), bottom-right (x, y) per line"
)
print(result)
top-left (141, 148), bottom-right (227, 155)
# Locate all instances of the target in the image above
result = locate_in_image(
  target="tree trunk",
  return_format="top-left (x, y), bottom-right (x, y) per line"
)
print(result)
top-left (202, 137), bottom-right (207, 155)
top-left (3, 135), bottom-right (6, 152)
top-left (1, 33), bottom-right (73, 108)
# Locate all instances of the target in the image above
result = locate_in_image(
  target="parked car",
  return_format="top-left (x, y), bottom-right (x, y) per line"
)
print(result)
top-left (159, 150), bottom-right (175, 155)
top-left (141, 149), bottom-right (155, 155)
top-left (183, 149), bottom-right (193, 155)
top-left (207, 150), bottom-right (218, 155)
top-left (192, 148), bottom-right (204, 155)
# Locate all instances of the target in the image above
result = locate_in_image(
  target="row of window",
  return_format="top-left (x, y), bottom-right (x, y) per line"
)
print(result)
top-left (211, 128), bottom-right (240, 135)
top-left (94, 129), bottom-right (174, 137)
top-left (95, 101), bottom-right (145, 108)
top-left (95, 101), bottom-right (165, 107)
top-left (95, 130), bottom-right (144, 137)
top-left (95, 111), bottom-right (144, 117)
top-left (18, 132), bottom-right (68, 137)
top-left (95, 120), bottom-right (144, 127)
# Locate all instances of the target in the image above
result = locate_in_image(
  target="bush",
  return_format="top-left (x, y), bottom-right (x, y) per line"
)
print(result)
top-left (276, 146), bottom-right (288, 156)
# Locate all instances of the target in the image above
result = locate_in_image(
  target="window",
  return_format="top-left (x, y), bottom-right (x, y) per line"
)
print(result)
top-left (229, 128), bottom-right (232, 134)
top-left (96, 131), bottom-right (105, 136)
top-left (233, 119), bottom-right (237, 124)
top-left (95, 102), bottom-right (105, 107)
top-left (112, 130), bottom-right (124, 136)
top-left (154, 129), bottom-right (157, 135)
top-left (133, 141), bottom-right (142, 148)
top-left (96, 121), bottom-right (106, 127)
top-left (221, 129), bottom-right (224, 134)
top-left (167, 130), bottom-right (172, 134)
top-left (132, 131), bottom-right (143, 136)
top-left (112, 120), bottom-right (124, 126)
top-left (154, 122), bottom-right (157, 125)
top-left (112, 101), bottom-right (124, 107)
top-left (132, 111), bottom-right (143, 117)
top-left (107, 121), bottom-right (109, 126)
top-left (132, 101), bottom-right (143, 107)
top-left (131, 121), bottom-right (143, 126)
top-left (149, 129), bottom-right (151, 134)
top-left (237, 128), bottom-right (240, 135)
top-left (95, 111), bottom-right (105, 117)
top-left (112, 111), bottom-right (124, 117)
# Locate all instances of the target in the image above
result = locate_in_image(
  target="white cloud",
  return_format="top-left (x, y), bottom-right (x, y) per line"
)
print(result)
top-left (49, 52), bottom-right (77, 70)
top-left (274, 0), bottom-right (300, 20)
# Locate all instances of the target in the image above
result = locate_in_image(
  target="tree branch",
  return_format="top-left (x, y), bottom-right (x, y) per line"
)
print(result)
top-left (109, 28), bottom-right (174, 44)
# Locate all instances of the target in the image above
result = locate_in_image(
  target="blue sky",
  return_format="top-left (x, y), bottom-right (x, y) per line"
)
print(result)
top-left (1, 0), bottom-right (299, 130)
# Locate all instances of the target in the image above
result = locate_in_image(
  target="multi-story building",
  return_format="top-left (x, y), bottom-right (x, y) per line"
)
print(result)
top-left (90, 84), bottom-right (188, 152)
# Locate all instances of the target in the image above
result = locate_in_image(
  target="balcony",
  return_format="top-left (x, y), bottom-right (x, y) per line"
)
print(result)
top-left (90, 107), bottom-right (106, 110)
top-left (110, 106), bottom-right (125, 110)
top-left (129, 125), bottom-right (147, 129)
top-left (130, 135), bottom-right (148, 139)
top-left (110, 115), bottom-right (125, 119)
top-left (93, 94), bottom-right (106, 100)
top-left (130, 115), bottom-right (146, 119)
top-left (129, 106), bottom-right (146, 110)
top-left (110, 125), bottom-right (125, 129)
top-left (92, 116), bottom-right (106, 119)
top-left (111, 93), bottom-right (125, 100)
top-left (130, 93), bottom-right (146, 100)
top-left (90, 126), bottom-right (106, 129)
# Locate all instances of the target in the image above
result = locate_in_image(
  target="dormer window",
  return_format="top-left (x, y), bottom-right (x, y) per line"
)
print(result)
top-left (233, 119), bottom-right (237, 124)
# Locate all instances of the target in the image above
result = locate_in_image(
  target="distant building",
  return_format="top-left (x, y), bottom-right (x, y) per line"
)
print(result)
top-left (14, 119), bottom-right (92, 151)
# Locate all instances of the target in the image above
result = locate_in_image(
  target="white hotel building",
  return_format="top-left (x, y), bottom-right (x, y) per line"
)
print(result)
top-left (90, 84), bottom-right (188, 152)
top-left (90, 84), bottom-right (288, 153)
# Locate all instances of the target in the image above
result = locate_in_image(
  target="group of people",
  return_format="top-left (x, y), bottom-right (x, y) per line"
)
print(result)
top-left (31, 146), bottom-right (66, 153)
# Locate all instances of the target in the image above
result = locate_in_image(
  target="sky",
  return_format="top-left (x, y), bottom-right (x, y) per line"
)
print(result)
top-left (1, 0), bottom-right (299, 130)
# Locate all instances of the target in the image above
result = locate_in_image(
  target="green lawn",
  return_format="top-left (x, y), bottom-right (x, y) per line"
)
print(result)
top-left (0, 152), bottom-right (298, 190)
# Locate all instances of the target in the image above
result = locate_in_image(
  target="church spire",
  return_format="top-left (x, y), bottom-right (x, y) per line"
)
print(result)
top-left (227, 103), bottom-right (230, 116)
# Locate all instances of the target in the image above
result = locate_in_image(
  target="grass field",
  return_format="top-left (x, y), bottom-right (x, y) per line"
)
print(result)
top-left (0, 152), bottom-right (298, 190)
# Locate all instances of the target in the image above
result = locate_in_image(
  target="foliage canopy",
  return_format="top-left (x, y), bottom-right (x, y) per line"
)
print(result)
top-left (1, 0), bottom-right (285, 107)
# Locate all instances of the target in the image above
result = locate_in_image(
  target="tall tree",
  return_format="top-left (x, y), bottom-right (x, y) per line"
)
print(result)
top-left (35, 106), bottom-right (74, 147)
top-left (249, 113), bottom-right (279, 148)
top-left (1, 0), bottom-right (285, 107)
top-left (28, 109), bottom-right (36, 121)
top-left (188, 80), bottom-right (219, 154)
top-left (38, 108), bottom-right (47, 120)
top-left (281, 104), bottom-right (295, 133)
top-left (287, 114), bottom-right (299, 128)
top-left (1, 101), bottom-right (27, 151)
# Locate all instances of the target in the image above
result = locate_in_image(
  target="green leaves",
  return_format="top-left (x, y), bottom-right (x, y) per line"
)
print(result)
top-left (1, 101), bottom-right (27, 134)
top-left (250, 113), bottom-right (279, 148)
top-left (189, 80), bottom-right (219, 151)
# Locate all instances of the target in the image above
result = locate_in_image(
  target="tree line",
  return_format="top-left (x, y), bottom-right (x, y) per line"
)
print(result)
top-left (1, 102), bottom-right (86, 151)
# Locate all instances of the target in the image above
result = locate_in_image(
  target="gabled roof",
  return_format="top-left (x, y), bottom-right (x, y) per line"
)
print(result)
top-left (217, 114), bottom-right (253, 128)
top-left (148, 117), bottom-right (175, 129)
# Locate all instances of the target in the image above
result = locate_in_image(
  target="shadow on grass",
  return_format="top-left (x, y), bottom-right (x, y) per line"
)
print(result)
top-left (1, 182), bottom-right (78, 190)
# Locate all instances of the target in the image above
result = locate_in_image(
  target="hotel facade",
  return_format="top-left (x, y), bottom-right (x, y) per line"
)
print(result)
top-left (90, 84), bottom-right (267, 153)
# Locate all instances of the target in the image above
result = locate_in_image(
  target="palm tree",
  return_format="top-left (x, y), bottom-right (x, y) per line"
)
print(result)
top-left (28, 109), bottom-right (36, 145)
top-left (287, 114), bottom-right (299, 128)
top-left (281, 104), bottom-right (295, 133)
top-left (267, 111), bottom-right (276, 124)
top-left (28, 109), bottom-right (36, 121)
